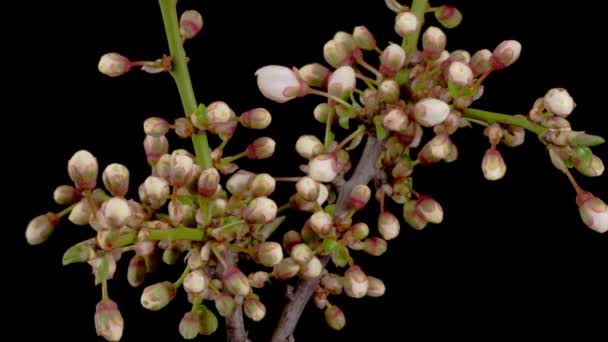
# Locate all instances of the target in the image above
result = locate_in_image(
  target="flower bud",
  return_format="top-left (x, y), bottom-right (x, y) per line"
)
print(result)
top-left (323, 39), bottom-right (349, 68)
top-left (360, 88), bottom-right (380, 110)
top-left (180, 9), bottom-right (203, 40)
top-left (98, 53), bottom-right (131, 77)
top-left (574, 154), bottom-right (604, 177)
top-left (422, 26), bottom-right (446, 60)
top-left (295, 177), bottom-right (320, 202)
top-left (25, 213), bottom-right (57, 245)
top-left (470, 49), bottom-right (492, 76)
top-left (127, 255), bottom-right (146, 287)
top-left (184, 269), bottom-right (208, 294)
top-left (395, 12), bottom-right (419, 37)
top-left (143, 117), bottom-right (170, 137)
top-left (380, 43), bottom-right (406, 76)
top-left (299, 63), bottom-right (331, 88)
top-left (53, 185), bottom-right (79, 205)
top-left (363, 237), bottom-right (387, 256)
top-left (197, 168), bottom-right (220, 197)
top-left (94, 299), bottom-right (124, 341)
top-left (379, 79), bottom-right (400, 104)
top-left (170, 154), bottom-right (195, 188)
top-left (173, 117), bottom-right (193, 138)
top-left (282, 231), bottom-right (302, 252)
top-left (144, 135), bottom-right (169, 164)
top-left (215, 292), bottom-right (236, 317)
top-left (296, 135), bottom-right (323, 159)
top-left (246, 137), bottom-right (276, 160)
top-left (543, 88), bottom-right (575, 117)
top-left (353, 25), bottom-right (376, 50)
top-left (141, 281), bottom-right (176, 311)
top-left (383, 108), bottom-right (408, 132)
top-left (313, 103), bottom-right (332, 123)
top-left (273, 257), bottom-right (301, 280)
top-left (349, 184), bottom-right (371, 211)
top-left (416, 196), bottom-right (444, 224)
top-left (309, 211), bottom-right (333, 237)
top-left (143, 176), bottom-right (170, 209)
top-left (248, 271), bottom-right (269, 288)
top-left (226, 170), bottom-right (255, 195)
top-left (344, 265), bottom-right (369, 298)
top-left (328, 66), bottom-right (356, 98)
top-left (244, 197), bottom-right (277, 224)
top-left (403, 199), bottom-right (428, 230)
top-left (503, 125), bottom-right (525, 147)
top-left (223, 265), bottom-right (251, 296)
top-left (244, 298), bottom-right (266, 322)
top-left (179, 312), bottom-right (200, 340)
top-left (378, 211), bottom-right (400, 240)
top-left (198, 305), bottom-right (219, 335)
top-left (418, 133), bottom-right (452, 164)
top-left (256, 65), bottom-right (307, 103)
top-left (492, 40), bottom-right (521, 70)
top-left (299, 256), bottom-right (323, 279)
top-left (250, 173), bottom-right (276, 197)
top-left (101, 197), bottom-right (131, 229)
top-left (290, 243), bottom-right (313, 265)
top-left (102, 163), bottom-right (129, 198)
top-left (308, 154), bottom-right (338, 182)
top-left (576, 192), bottom-right (608, 233)
top-left (448, 61), bottom-right (473, 86)
top-left (325, 305), bottom-right (346, 331)
top-left (239, 108), bottom-right (272, 129)
top-left (205, 101), bottom-right (234, 125)
top-left (68, 150), bottom-right (98, 190)
top-left (366, 276), bottom-right (386, 297)
top-left (320, 273), bottom-right (343, 295)
top-left (482, 148), bottom-right (507, 181)
top-left (414, 98), bottom-right (450, 127)
top-left (254, 241), bottom-right (284, 267)
top-left (68, 199), bottom-right (91, 226)
top-left (435, 5), bottom-right (462, 29)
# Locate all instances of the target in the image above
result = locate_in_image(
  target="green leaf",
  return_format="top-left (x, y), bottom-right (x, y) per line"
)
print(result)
top-left (447, 79), bottom-right (459, 99)
top-left (339, 111), bottom-right (350, 130)
top-left (575, 146), bottom-right (592, 168)
top-left (256, 216), bottom-right (286, 241)
top-left (461, 87), bottom-right (470, 98)
top-left (326, 131), bottom-right (336, 148)
top-left (323, 239), bottom-right (339, 254)
top-left (332, 244), bottom-right (350, 268)
top-left (395, 69), bottom-right (411, 86)
top-left (94, 256), bottom-right (110, 285)
top-left (324, 204), bottom-right (336, 216)
top-left (346, 126), bottom-right (365, 151)
top-left (374, 116), bottom-right (387, 140)
top-left (569, 133), bottom-right (605, 147)
top-left (178, 196), bottom-right (194, 206)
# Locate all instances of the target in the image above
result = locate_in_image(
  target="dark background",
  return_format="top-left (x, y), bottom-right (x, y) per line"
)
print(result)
top-left (6, 0), bottom-right (607, 340)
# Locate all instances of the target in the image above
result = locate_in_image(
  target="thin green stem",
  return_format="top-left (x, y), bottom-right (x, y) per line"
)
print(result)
top-left (309, 89), bottom-right (353, 109)
top-left (173, 265), bottom-right (191, 288)
top-left (324, 106), bottom-right (336, 150)
top-left (158, 0), bottom-right (212, 170)
top-left (333, 125), bottom-right (365, 152)
top-left (210, 244), bottom-right (228, 268)
top-left (402, 0), bottom-right (429, 55)
top-left (56, 203), bottom-right (76, 219)
top-left (463, 108), bottom-right (546, 135)
top-left (117, 227), bottom-right (204, 248)
top-left (101, 279), bottom-right (109, 302)
top-left (221, 151), bottom-right (248, 165)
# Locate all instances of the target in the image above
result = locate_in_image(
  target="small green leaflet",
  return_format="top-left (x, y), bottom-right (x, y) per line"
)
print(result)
top-left (575, 146), bottom-right (592, 168)
top-left (339, 108), bottom-right (352, 129)
top-left (447, 78), bottom-right (459, 99)
top-left (324, 204), bottom-right (336, 216)
top-left (94, 256), bottom-right (110, 285)
top-left (332, 244), bottom-right (350, 268)
top-left (323, 239), bottom-right (339, 254)
top-left (374, 116), bottom-right (387, 140)
top-left (395, 69), bottom-right (410, 86)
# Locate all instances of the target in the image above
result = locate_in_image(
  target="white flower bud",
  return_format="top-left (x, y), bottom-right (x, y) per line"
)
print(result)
top-left (344, 265), bottom-right (368, 298)
top-left (492, 40), bottom-right (521, 70)
top-left (102, 197), bottom-right (131, 229)
top-left (309, 211), bottom-right (333, 237)
top-left (394, 12), bottom-right (419, 37)
top-left (383, 108), bottom-right (409, 132)
top-left (296, 135), bottom-right (323, 159)
top-left (422, 26), bottom-right (446, 59)
top-left (98, 53), bottom-right (131, 77)
top-left (308, 154), bottom-right (338, 183)
top-left (244, 197), bottom-right (277, 224)
top-left (378, 212), bottom-right (400, 240)
top-left (543, 88), bottom-right (575, 117)
top-left (448, 61), bottom-right (473, 86)
top-left (481, 148), bottom-right (507, 181)
top-left (255, 65), bottom-right (307, 103)
top-left (416, 196), bottom-right (444, 224)
top-left (414, 98), bottom-right (450, 127)
top-left (68, 150), bottom-right (98, 190)
top-left (298, 256), bottom-right (323, 279)
top-left (576, 192), bottom-right (608, 233)
top-left (206, 101), bottom-right (234, 124)
top-left (328, 66), bottom-right (356, 98)
top-left (296, 177), bottom-right (320, 202)
top-left (184, 270), bottom-right (208, 294)
top-left (143, 176), bottom-right (170, 209)
top-left (69, 199), bottom-right (92, 226)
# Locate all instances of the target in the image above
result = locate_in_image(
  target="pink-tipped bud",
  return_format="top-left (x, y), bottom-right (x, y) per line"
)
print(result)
top-left (470, 49), bottom-right (492, 76)
top-left (244, 197), bottom-right (277, 224)
top-left (380, 43), bottom-right (406, 76)
top-left (226, 170), bottom-right (255, 195)
top-left (309, 211), bottom-right (334, 237)
top-left (102, 163), bottom-right (130, 198)
top-left (290, 243), bottom-right (313, 265)
top-left (574, 154), bottom-right (604, 177)
top-left (94, 299), bottom-right (124, 341)
top-left (141, 281), bottom-right (176, 311)
top-left (328, 66), bottom-right (356, 98)
top-left (98, 53), bottom-right (131, 77)
top-left (379, 79), bottom-right (400, 104)
top-left (273, 257), bottom-right (301, 280)
top-left (378, 211), bottom-right (400, 240)
top-left (577, 192), bottom-right (608, 233)
top-left (349, 184), bottom-right (371, 211)
top-left (239, 108), bottom-right (272, 129)
top-left (366, 276), bottom-right (386, 297)
top-left (180, 10), bottom-right (203, 40)
top-left (143, 117), bottom-right (170, 137)
top-left (296, 135), bottom-right (323, 159)
top-left (143, 176), bottom-right (170, 209)
top-left (323, 39), bottom-right (349, 68)
top-left (127, 255), bottom-right (146, 287)
top-left (350, 222), bottom-right (370, 240)
top-left (308, 154), bottom-right (338, 183)
top-left (68, 150), bottom-right (98, 190)
top-left (321, 273), bottom-right (343, 295)
top-left (543, 88), bottom-right (575, 117)
top-left (325, 305), bottom-right (346, 331)
top-left (197, 168), bottom-right (220, 197)
top-left (244, 297), bottom-right (266, 322)
top-left (334, 31), bottom-right (357, 53)
top-left (383, 108), bottom-right (409, 132)
top-left (215, 292), bottom-right (236, 317)
top-left (492, 40), bottom-right (521, 70)
top-left (25, 213), bottom-right (57, 245)
top-left (363, 237), bottom-right (388, 256)
top-left (403, 200), bottom-right (428, 230)
top-left (448, 61), bottom-right (473, 86)
top-left (422, 26), bottom-right (446, 60)
top-left (254, 241), bottom-right (284, 267)
top-left (247, 137), bottom-right (276, 160)
top-left (353, 26), bottom-right (376, 50)
top-left (256, 65), bottom-right (307, 103)
top-left (414, 98), bottom-right (450, 127)
top-left (223, 265), bottom-right (251, 296)
top-left (179, 312), bottom-right (200, 340)
top-left (144, 135), bottom-right (169, 164)
top-left (435, 5), bottom-right (462, 29)
top-left (170, 154), bottom-right (195, 188)
top-left (299, 256), bottom-right (323, 279)
top-left (299, 63), bottom-right (331, 88)
top-left (344, 265), bottom-right (369, 298)
top-left (101, 197), bottom-right (131, 229)
top-left (482, 148), bottom-right (507, 181)
top-left (250, 173), bottom-right (276, 197)
top-left (296, 177), bottom-right (320, 202)
top-left (395, 12), bottom-right (419, 37)
top-left (205, 101), bottom-right (234, 125)
top-left (416, 196), bottom-right (444, 224)
top-left (53, 185), bottom-right (79, 205)
top-left (282, 231), bottom-right (302, 253)
top-left (248, 271), bottom-right (269, 288)
top-left (184, 270), bottom-right (208, 294)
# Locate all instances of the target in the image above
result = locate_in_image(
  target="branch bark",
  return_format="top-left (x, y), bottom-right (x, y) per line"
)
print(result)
top-left (270, 135), bottom-right (384, 342)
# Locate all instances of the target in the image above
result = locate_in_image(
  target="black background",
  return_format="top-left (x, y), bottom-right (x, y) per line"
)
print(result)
top-left (7, 0), bottom-right (608, 340)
